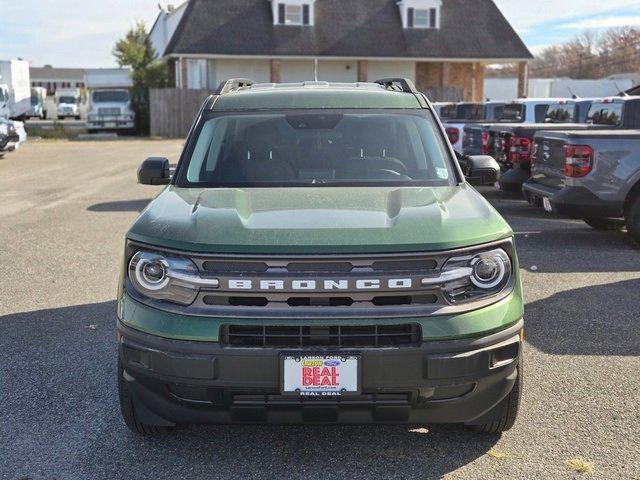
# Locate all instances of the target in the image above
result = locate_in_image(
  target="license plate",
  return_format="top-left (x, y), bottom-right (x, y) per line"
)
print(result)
top-left (494, 181), bottom-right (501, 190)
top-left (105, 122), bottom-right (116, 128)
top-left (282, 355), bottom-right (359, 396)
top-left (542, 197), bottom-right (553, 212)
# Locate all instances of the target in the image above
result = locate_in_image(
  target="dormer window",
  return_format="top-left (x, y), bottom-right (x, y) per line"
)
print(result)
top-left (272, 1), bottom-right (315, 26)
top-left (410, 8), bottom-right (437, 28)
top-left (398, 0), bottom-right (441, 29)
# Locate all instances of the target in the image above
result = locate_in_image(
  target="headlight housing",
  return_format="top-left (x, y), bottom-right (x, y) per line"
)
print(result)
top-left (439, 248), bottom-right (512, 304)
top-left (128, 250), bottom-right (219, 305)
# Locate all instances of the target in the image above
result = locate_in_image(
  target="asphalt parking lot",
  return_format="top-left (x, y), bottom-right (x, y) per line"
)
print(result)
top-left (1, 140), bottom-right (639, 480)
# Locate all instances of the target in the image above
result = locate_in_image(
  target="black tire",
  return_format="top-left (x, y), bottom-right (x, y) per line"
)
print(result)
top-left (75, 115), bottom-right (81, 120)
top-left (584, 218), bottom-right (625, 231)
top-left (471, 357), bottom-right (522, 434)
top-left (118, 360), bottom-right (168, 435)
top-left (625, 193), bottom-right (640, 245)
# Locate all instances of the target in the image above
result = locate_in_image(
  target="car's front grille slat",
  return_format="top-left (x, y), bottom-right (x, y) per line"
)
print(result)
top-left (220, 324), bottom-right (421, 348)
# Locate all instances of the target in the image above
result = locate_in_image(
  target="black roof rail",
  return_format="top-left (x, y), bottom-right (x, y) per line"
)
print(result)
top-left (374, 78), bottom-right (419, 94)
top-left (215, 78), bottom-right (255, 95)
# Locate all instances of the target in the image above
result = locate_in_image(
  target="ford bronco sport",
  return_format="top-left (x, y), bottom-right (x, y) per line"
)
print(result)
top-left (117, 79), bottom-right (524, 435)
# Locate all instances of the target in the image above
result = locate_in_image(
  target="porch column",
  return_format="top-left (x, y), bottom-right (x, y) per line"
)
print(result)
top-left (270, 59), bottom-right (281, 83)
top-left (517, 61), bottom-right (529, 98)
top-left (179, 57), bottom-right (188, 89)
top-left (357, 60), bottom-right (368, 82)
top-left (472, 62), bottom-right (485, 102)
top-left (440, 62), bottom-right (451, 87)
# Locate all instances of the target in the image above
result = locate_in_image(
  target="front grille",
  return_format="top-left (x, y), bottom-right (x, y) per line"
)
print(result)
top-left (220, 324), bottom-right (421, 347)
top-left (98, 107), bottom-right (121, 116)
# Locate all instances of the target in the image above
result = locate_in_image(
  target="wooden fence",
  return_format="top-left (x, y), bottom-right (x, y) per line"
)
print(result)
top-left (150, 88), bottom-right (211, 138)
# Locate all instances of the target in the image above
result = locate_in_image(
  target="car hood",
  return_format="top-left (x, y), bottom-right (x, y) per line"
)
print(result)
top-left (128, 185), bottom-right (512, 254)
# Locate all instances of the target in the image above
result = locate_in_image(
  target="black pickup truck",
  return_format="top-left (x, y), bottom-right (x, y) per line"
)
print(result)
top-left (494, 97), bottom-right (640, 190)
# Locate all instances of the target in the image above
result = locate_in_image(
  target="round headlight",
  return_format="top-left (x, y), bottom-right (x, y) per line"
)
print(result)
top-left (135, 257), bottom-right (169, 290)
top-left (470, 252), bottom-right (508, 289)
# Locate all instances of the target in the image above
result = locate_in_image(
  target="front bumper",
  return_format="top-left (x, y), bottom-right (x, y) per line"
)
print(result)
top-left (118, 318), bottom-right (523, 425)
top-left (522, 181), bottom-right (624, 218)
top-left (88, 116), bottom-right (134, 130)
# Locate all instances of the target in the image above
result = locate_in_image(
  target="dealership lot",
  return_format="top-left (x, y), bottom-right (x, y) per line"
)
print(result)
top-left (1, 140), bottom-right (638, 480)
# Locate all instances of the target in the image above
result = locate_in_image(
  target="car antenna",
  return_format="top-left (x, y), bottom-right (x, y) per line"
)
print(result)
top-left (567, 87), bottom-right (578, 99)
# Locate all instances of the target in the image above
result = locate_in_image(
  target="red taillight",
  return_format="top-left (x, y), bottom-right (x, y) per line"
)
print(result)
top-left (481, 131), bottom-right (490, 155)
top-left (508, 136), bottom-right (532, 164)
top-left (564, 144), bottom-right (594, 177)
top-left (445, 127), bottom-right (460, 145)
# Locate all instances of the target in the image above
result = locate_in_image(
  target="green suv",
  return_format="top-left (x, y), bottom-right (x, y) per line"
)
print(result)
top-left (117, 79), bottom-right (523, 434)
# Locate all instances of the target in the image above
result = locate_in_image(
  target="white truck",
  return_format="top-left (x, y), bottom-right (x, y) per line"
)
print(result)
top-left (27, 86), bottom-right (48, 119)
top-left (85, 68), bottom-right (135, 133)
top-left (0, 59), bottom-right (31, 120)
top-left (55, 88), bottom-right (81, 120)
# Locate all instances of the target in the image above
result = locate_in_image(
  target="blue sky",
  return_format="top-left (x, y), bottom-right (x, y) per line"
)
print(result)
top-left (1, 0), bottom-right (640, 67)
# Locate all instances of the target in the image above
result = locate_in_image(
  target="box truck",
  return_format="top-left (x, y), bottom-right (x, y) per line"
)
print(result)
top-left (85, 68), bottom-right (135, 133)
top-left (0, 60), bottom-right (31, 120)
top-left (27, 86), bottom-right (48, 119)
top-left (55, 88), bottom-right (81, 120)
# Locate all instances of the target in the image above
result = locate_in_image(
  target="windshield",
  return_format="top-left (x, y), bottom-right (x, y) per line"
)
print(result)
top-left (178, 110), bottom-right (456, 188)
top-left (59, 96), bottom-right (76, 104)
top-left (587, 102), bottom-right (624, 126)
top-left (0, 89), bottom-right (6, 103)
top-left (499, 104), bottom-right (525, 122)
top-left (31, 96), bottom-right (40, 106)
top-left (456, 104), bottom-right (485, 120)
top-left (545, 103), bottom-right (575, 123)
top-left (92, 91), bottom-right (129, 103)
top-left (439, 104), bottom-right (456, 120)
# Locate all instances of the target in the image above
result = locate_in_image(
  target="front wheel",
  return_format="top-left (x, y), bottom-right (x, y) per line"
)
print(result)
top-left (118, 360), bottom-right (170, 435)
top-left (584, 218), bottom-right (624, 231)
top-left (470, 357), bottom-right (522, 434)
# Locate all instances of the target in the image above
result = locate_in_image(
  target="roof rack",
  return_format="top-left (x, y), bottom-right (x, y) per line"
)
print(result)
top-left (215, 78), bottom-right (255, 95)
top-left (374, 78), bottom-right (419, 94)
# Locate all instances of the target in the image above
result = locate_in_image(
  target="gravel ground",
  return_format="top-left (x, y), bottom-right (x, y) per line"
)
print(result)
top-left (1, 140), bottom-right (638, 480)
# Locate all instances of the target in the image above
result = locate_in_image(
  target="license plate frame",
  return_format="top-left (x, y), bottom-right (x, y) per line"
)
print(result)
top-left (280, 354), bottom-right (361, 397)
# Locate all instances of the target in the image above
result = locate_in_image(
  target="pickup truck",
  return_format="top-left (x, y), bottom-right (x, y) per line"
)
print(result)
top-left (522, 129), bottom-right (640, 243)
top-left (443, 101), bottom-right (505, 153)
top-left (489, 99), bottom-right (596, 190)
top-left (117, 78), bottom-right (523, 436)
top-left (462, 98), bottom-right (562, 157)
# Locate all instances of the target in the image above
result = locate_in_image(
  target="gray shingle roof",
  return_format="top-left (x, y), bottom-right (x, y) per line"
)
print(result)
top-left (30, 66), bottom-right (85, 81)
top-left (165, 0), bottom-right (532, 60)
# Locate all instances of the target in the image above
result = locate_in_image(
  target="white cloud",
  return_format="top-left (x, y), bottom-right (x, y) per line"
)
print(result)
top-left (3, 0), bottom-right (640, 68)
top-left (561, 15), bottom-right (640, 29)
top-left (0, 0), bottom-right (161, 67)
top-left (493, 0), bottom-right (640, 33)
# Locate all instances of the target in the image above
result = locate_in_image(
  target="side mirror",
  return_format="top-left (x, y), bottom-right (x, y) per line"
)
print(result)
top-left (458, 154), bottom-right (500, 186)
top-left (138, 157), bottom-right (170, 185)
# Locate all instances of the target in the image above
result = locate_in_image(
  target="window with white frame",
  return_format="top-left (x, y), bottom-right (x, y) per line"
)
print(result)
top-left (274, 2), bottom-right (313, 26)
top-left (285, 4), bottom-right (303, 24)
top-left (408, 7), bottom-right (437, 28)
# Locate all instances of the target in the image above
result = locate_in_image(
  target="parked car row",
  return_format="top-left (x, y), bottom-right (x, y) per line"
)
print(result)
top-left (438, 95), bottom-right (640, 244)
